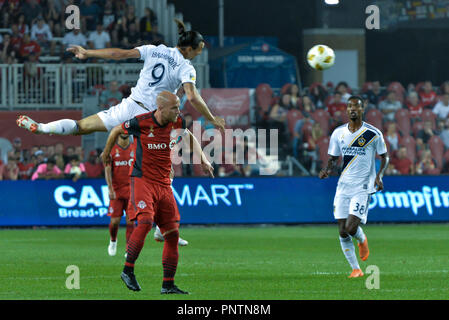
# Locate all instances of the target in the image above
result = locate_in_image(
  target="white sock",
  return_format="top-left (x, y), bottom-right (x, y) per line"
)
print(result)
top-left (353, 226), bottom-right (366, 244)
top-left (339, 236), bottom-right (360, 270)
top-left (39, 119), bottom-right (78, 135)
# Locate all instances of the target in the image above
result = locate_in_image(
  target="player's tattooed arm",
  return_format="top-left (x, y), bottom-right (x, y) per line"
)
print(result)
top-left (101, 125), bottom-right (124, 166)
top-left (375, 153), bottom-right (389, 191)
top-left (67, 45), bottom-right (140, 60)
top-left (319, 155), bottom-right (339, 179)
top-left (184, 129), bottom-right (214, 178)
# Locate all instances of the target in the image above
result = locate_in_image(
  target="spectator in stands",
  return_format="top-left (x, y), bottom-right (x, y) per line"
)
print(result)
top-left (415, 150), bottom-right (436, 175)
top-left (385, 122), bottom-right (400, 153)
top-left (0, 11), bottom-right (9, 29)
top-left (53, 142), bottom-right (65, 169)
top-left (19, 33), bottom-right (41, 61)
top-left (366, 81), bottom-right (384, 106)
top-left (75, 146), bottom-right (84, 162)
top-left (439, 118), bottom-right (449, 149)
top-left (280, 93), bottom-right (295, 110)
top-left (102, 0), bottom-right (116, 31)
top-left (292, 100), bottom-right (314, 159)
top-left (46, 145), bottom-right (55, 159)
top-left (419, 81), bottom-right (437, 108)
top-left (301, 95), bottom-right (316, 113)
top-left (416, 120), bottom-right (435, 151)
top-left (406, 91), bottom-right (423, 120)
top-left (440, 81), bottom-right (449, 95)
top-left (432, 93), bottom-right (449, 120)
top-left (80, 0), bottom-right (101, 31)
top-left (268, 99), bottom-right (288, 150)
top-left (31, 156), bottom-right (63, 181)
top-left (406, 83), bottom-right (416, 95)
top-left (140, 7), bottom-right (158, 35)
top-left (24, 52), bottom-right (40, 80)
top-left (45, 0), bottom-right (62, 37)
top-left (21, 0), bottom-right (43, 25)
top-left (361, 93), bottom-right (376, 111)
top-left (391, 146), bottom-right (413, 175)
top-left (18, 154), bottom-right (38, 180)
top-left (64, 155), bottom-right (86, 182)
top-left (63, 146), bottom-right (75, 165)
top-left (309, 84), bottom-right (327, 109)
top-left (9, 24), bottom-right (23, 53)
top-left (31, 16), bottom-right (54, 55)
top-left (2, 156), bottom-right (19, 180)
top-left (100, 80), bottom-right (123, 109)
top-left (287, 84), bottom-right (301, 108)
top-left (121, 22), bottom-right (141, 48)
top-left (11, 137), bottom-right (24, 162)
top-left (327, 91), bottom-right (346, 120)
top-left (335, 81), bottom-right (351, 103)
top-left (84, 150), bottom-right (104, 178)
top-left (125, 5), bottom-right (138, 30)
top-left (62, 29), bottom-right (87, 61)
top-left (304, 122), bottom-right (323, 175)
top-left (0, 33), bottom-right (13, 63)
top-left (379, 91), bottom-right (402, 122)
top-left (88, 24), bottom-right (111, 50)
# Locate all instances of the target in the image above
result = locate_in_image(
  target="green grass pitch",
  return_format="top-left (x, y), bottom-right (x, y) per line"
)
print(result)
top-left (0, 224), bottom-right (448, 300)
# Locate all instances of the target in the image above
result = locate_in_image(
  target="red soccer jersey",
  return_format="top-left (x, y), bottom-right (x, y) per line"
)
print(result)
top-left (122, 111), bottom-right (185, 186)
top-left (110, 142), bottom-right (134, 197)
top-left (419, 91), bottom-right (436, 106)
top-left (19, 41), bottom-right (41, 57)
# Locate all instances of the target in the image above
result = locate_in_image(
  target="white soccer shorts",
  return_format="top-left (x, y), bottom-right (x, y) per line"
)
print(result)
top-left (97, 97), bottom-right (151, 131)
top-left (333, 192), bottom-right (372, 224)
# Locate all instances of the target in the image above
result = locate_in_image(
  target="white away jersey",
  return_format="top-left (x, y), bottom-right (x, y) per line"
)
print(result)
top-left (328, 122), bottom-right (387, 195)
top-left (129, 44), bottom-right (196, 110)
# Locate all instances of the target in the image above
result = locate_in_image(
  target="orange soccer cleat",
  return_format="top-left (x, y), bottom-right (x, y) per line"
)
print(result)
top-left (348, 269), bottom-right (364, 278)
top-left (358, 237), bottom-right (369, 261)
top-left (16, 115), bottom-right (39, 133)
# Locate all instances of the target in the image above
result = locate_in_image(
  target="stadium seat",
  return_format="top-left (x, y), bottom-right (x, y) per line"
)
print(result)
top-left (412, 121), bottom-right (424, 137)
top-left (394, 109), bottom-right (411, 136)
top-left (428, 135), bottom-right (445, 169)
top-left (286, 109), bottom-right (304, 136)
top-left (311, 109), bottom-right (330, 136)
top-left (255, 83), bottom-right (274, 114)
top-left (365, 108), bottom-right (383, 130)
top-left (420, 109), bottom-right (437, 128)
top-left (399, 135), bottom-right (416, 165)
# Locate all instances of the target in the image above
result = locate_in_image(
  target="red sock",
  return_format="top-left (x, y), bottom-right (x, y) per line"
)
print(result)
top-left (125, 223), bottom-right (135, 244)
top-left (125, 216), bottom-right (152, 265)
top-left (109, 223), bottom-right (119, 242)
top-left (162, 229), bottom-right (179, 284)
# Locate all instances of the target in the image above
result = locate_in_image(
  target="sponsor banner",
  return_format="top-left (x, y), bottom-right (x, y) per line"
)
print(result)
top-left (0, 176), bottom-right (448, 226)
top-left (184, 89), bottom-right (250, 129)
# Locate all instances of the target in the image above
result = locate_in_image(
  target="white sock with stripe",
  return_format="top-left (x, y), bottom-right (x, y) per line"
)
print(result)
top-left (39, 119), bottom-right (79, 135)
top-left (339, 236), bottom-right (360, 270)
top-left (352, 226), bottom-right (366, 244)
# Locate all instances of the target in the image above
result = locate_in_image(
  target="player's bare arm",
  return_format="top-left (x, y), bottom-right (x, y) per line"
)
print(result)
top-left (184, 128), bottom-right (214, 177)
top-left (375, 153), bottom-right (389, 191)
top-left (104, 165), bottom-right (116, 200)
top-left (101, 125), bottom-right (125, 166)
top-left (67, 45), bottom-right (140, 60)
top-left (319, 155), bottom-right (339, 179)
top-left (183, 82), bottom-right (225, 133)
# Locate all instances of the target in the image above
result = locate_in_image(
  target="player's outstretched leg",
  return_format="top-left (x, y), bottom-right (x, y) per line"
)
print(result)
top-left (154, 225), bottom-right (189, 246)
top-left (121, 214), bottom-right (153, 291)
top-left (17, 115), bottom-right (79, 135)
top-left (160, 227), bottom-right (189, 294)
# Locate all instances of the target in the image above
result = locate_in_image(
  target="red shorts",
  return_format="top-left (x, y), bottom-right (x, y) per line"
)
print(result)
top-left (127, 177), bottom-right (180, 227)
top-left (108, 197), bottom-right (129, 218)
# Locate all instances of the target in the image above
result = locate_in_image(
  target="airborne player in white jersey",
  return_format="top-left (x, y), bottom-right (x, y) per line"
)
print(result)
top-left (17, 19), bottom-right (225, 135)
top-left (319, 96), bottom-right (389, 278)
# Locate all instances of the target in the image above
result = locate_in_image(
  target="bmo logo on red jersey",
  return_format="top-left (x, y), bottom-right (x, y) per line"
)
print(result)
top-left (147, 143), bottom-right (167, 150)
top-left (115, 159), bottom-right (134, 167)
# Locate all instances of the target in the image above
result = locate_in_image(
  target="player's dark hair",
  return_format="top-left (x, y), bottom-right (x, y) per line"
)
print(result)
top-left (175, 19), bottom-right (204, 50)
top-left (348, 95), bottom-right (364, 106)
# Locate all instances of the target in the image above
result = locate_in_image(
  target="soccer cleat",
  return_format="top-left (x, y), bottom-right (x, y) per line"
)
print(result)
top-left (16, 115), bottom-right (40, 133)
top-left (121, 271), bottom-right (141, 291)
top-left (348, 269), bottom-right (364, 278)
top-left (108, 240), bottom-right (117, 256)
top-left (161, 284), bottom-right (189, 295)
top-left (358, 237), bottom-right (369, 261)
top-left (154, 227), bottom-right (164, 242)
top-left (154, 227), bottom-right (189, 246)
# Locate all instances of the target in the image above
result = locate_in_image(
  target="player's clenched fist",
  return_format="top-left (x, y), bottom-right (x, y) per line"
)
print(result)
top-left (67, 45), bottom-right (89, 59)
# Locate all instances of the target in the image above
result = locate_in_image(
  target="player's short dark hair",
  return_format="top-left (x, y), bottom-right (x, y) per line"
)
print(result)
top-left (175, 19), bottom-right (204, 50)
top-left (348, 95), bottom-right (364, 106)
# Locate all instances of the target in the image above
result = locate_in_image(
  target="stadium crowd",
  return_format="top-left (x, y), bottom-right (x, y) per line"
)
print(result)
top-left (0, 0), bottom-right (163, 64)
top-left (256, 80), bottom-right (449, 176)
